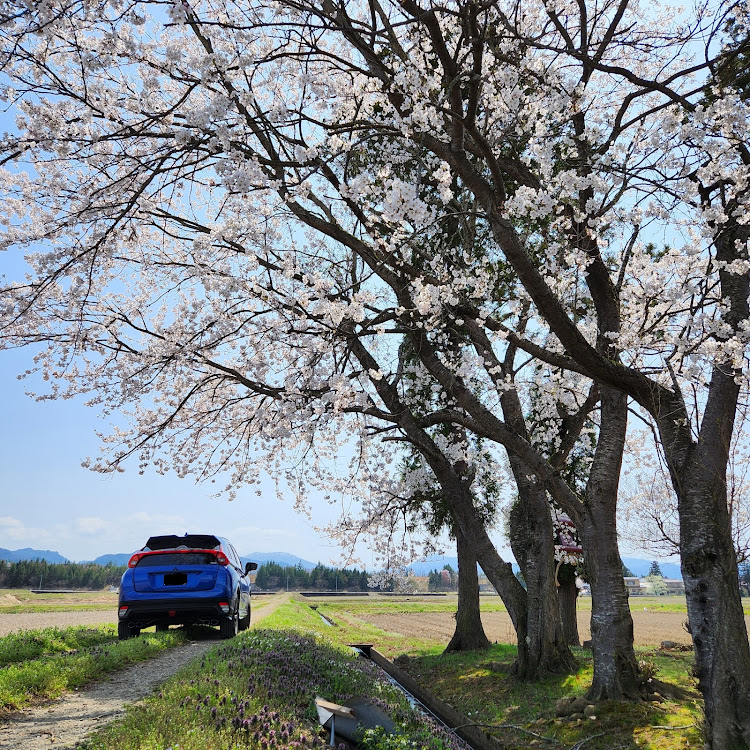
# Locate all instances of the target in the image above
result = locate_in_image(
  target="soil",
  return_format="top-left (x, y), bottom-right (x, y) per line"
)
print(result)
top-left (0, 611), bottom-right (118, 638)
top-left (363, 609), bottom-right (750, 647)
top-left (0, 594), bottom-right (286, 750)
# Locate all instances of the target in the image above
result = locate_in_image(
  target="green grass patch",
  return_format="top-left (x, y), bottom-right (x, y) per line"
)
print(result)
top-left (392, 643), bottom-right (702, 749)
top-left (0, 624), bottom-right (116, 667)
top-left (318, 597), bottom-right (705, 750)
top-left (81, 623), bottom-right (468, 750)
top-left (0, 629), bottom-right (185, 713)
top-left (285, 599), bottom-right (704, 748)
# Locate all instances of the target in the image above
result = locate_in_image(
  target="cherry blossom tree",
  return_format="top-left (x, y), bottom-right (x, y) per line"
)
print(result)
top-left (0, 0), bottom-right (648, 696)
top-left (0, 1), bottom-right (578, 681)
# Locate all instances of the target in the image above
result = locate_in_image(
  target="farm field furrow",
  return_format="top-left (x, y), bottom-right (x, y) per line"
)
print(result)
top-left (361, 609), bottom-right (750, 647)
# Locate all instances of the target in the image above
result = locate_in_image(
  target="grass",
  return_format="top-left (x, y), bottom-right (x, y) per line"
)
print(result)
top-left (0, 625), bottom-right (185, 713)
top-left (398, 644), bottom-right (702, 749)
top-left (73, 597), bottom-right (706, 750)
top-left (2, 591), bottom-right (735, 749)
top-left (80, 621), bottom-right (467, 750)
top-left (0, 624), bottom-right (116, 666)
top-left (316, 597), bottom-right (705, 750)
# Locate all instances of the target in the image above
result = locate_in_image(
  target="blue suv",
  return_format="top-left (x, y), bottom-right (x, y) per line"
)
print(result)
top-left (117, 534), bottom-right (256, 640)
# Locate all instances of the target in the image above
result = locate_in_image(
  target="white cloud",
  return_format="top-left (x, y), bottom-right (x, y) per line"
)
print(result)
top-left (0, 516), bottom-right (52, 542)
top-left (75, 517), bottom-right (113, 536)
top-left (128, 512), bottom-right (187, 528)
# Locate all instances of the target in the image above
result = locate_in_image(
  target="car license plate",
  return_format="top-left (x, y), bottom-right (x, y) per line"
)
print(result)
top-left (164, 573), bottom-right (188, 586)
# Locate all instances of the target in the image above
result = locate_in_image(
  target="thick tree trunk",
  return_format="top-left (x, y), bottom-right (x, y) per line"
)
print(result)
top-left (439, 474), bottom-right (574, 678)
top-left (497, 376), bottom-right (576, 678)
top-left (669, 400), bottom-right (750, 747)
top-left (581, 387), bottom-right (641, 700)
top-left (507, 476), bottom-right (577, 677)
top-left (658, 222), bottom-right (750, 749)
top-left (444, 523), bottom-right (490, 653)
top-left (557, 564), bottom-right (580, 647)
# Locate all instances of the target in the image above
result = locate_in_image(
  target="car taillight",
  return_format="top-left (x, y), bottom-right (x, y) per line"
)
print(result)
top-left (219, 601), bottom-right (230, 613)
top-left (118, 606), bottom-right (129, 619)
top-left (127, 547), bottom-right (229, 567)
top-left (214, 551), bottom-right (230, 566)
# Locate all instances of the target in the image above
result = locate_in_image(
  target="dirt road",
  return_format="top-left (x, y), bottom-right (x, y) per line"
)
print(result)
top-left (0, 594), bottom-right (287, 750)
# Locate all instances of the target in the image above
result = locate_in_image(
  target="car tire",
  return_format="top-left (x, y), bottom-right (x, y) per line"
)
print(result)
top-left (118, 622), bottom-right (135, 640)
top-left (239, 605), bottom-right (250, 631)
top-left (220, 608), bottom-right (239, 639)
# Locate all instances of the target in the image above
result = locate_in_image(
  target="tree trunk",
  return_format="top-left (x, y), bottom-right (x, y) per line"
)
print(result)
top-left (670, 407), bottom-right (750, 748)
top-left (444, 522), bottom-right (490, 653)
top-left (557, 563), bottom-right (580, 647)
top-left (439, 473), bottom-right (574, 678)
top-left (494, 370), bottom-right (576, 678)
top-left (665, 221), bottom-right (750, 749)
top-left (581, 386), bottom-right (641, 700)
top-left (507, 476), bottom-right (577, 677)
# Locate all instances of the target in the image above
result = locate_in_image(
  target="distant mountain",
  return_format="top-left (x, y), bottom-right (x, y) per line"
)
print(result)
top-left (0, 547), bottom-right (69, 564)
top-left (241, 552), bottom-right (317, 570)
top-left (410, 554), bottom-right (683, 580)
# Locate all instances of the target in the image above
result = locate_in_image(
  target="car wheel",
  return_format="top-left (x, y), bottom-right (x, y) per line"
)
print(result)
top-left (156, 624), bottom-right (169, 633)
top-left (220, 608), bottom-right (239, 639)
top-left (118, 621), bottom-right (131, 640)
top-left (239, 605), bottom-right (250, 631)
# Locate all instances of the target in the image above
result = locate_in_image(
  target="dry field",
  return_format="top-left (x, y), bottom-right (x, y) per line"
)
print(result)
top-left (355, 598), bottom-right (750, 648)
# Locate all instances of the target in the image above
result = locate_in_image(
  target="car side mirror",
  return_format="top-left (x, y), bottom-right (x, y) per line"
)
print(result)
top-left (245, 562), bottom-right (258, 574)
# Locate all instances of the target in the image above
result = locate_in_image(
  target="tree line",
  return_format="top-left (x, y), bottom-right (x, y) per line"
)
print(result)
top-left (253, 562), bottom-right (369, 592)
top-left (428, 565), bottom-right (457, 592)
top-left (0, 559), bottom-right (126, 590)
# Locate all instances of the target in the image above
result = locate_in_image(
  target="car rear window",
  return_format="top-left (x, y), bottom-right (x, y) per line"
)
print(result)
top-left (145, 534), bottom-right (220, 550)
top-left (135, 552), bottom-right (218, 567)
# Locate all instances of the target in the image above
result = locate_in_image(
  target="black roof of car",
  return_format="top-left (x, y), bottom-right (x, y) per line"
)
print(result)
top-left (144, 534), bottom-right (222, 551)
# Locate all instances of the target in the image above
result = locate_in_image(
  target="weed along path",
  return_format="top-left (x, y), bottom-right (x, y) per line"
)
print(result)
top-left (0, 594), bottom-right (288, 750)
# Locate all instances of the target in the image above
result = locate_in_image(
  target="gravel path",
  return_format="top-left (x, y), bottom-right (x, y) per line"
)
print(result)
top-left (0, 595), bottom-right (287, 750)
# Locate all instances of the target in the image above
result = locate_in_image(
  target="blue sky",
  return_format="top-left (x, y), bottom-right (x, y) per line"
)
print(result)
top-left (0, 344), bottom-right (353, 564)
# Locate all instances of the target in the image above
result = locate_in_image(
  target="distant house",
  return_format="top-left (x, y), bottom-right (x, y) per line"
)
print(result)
top-left (624, 576), bottom-right (646, 596)
top-left (663, 578), bottom-right (685, 595)
top-left (625, 575), bottom-right (684, 595)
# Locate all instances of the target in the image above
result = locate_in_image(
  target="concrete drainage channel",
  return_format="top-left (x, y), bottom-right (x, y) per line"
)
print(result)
top-left (311, 605), bottom-right (503, 750)
top-left (353, 644), bottom-right (505, 750)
